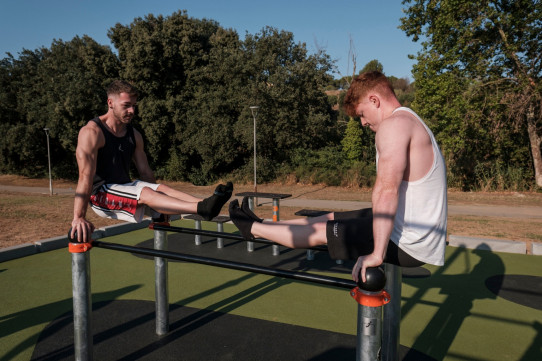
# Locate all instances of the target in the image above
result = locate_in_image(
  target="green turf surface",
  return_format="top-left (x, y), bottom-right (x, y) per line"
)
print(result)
top-left (1, 220), bottom-right (541, 360)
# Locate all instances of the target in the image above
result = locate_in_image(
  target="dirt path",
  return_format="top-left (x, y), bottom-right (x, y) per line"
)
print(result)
top-left (2, 184), bottom-right (541, 219)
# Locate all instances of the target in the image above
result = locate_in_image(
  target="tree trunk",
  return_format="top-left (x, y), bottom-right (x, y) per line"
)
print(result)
top-left (526, 105), bottom-right (542, 188)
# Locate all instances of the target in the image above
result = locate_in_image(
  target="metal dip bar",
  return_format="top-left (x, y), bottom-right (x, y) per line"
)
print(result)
top-left (70, 224), bottom-right (398, 361)
top-left (93, 240), bottom-right (355, 289)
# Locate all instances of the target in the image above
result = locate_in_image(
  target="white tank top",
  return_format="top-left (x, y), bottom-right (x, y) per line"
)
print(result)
top-left (383, 107), bottom-right (448, 265)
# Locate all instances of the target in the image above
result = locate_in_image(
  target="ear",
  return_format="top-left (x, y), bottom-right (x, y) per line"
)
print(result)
top-left (107, 97), bottom-right (114, 109)
top-left (368, 95), bottom-right (380, 108)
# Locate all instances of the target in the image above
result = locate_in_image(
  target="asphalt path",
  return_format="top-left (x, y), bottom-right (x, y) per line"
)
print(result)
top-left (2, 185), bottom-right (541, 219)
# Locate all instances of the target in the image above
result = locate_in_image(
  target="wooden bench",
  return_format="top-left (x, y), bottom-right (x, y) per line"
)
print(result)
top-left (183, 214), bottom-right (231, 248)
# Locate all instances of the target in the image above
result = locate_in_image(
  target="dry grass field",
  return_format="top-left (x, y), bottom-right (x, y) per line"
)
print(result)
top-left (1, 175), bottom-right (541, 252)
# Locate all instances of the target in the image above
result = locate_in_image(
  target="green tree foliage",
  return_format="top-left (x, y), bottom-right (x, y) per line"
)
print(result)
top-left (341, 118), bottom-right (364, 161)
top-left (400, 0), bottom-right (542, 189)
top-left (239, 27), bottom-right (338, 181)
top-left (359, 59), bottom-right (384, 74)
top-left (109, 12), bottom-right (337, 184)
top-left (0, 36), bottom-right (119, 177)
top-left (109, 11), bottom-right (221, 180)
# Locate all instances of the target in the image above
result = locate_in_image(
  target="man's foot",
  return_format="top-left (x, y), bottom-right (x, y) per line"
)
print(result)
top-left (197, 182), bottom-right (233, 221)
top-left (229, 199), bottom-right (256, 241)
top-left (241, 196), bottom-right (263, 223)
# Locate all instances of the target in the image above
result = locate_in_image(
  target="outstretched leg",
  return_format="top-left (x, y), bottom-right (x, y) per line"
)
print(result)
top-left (229, 199), bottom-right (329, 248)
top-left (140, 182), bottom-right (233, 220)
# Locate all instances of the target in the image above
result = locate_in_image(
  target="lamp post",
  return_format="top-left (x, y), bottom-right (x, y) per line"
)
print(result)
top-left (43, 128), bottom-right (53, 196)
top-left (249, 106), bottom-right (259, 203)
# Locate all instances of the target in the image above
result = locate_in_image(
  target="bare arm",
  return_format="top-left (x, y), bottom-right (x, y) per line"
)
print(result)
top-left (132, 129), bottom-right (156, 183)
top-left (352, 117), bottom-right (410, 282)
top-left (71, 123), bottom-right (103, 242)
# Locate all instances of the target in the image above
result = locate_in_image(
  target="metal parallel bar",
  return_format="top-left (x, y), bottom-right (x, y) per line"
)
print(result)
top-left (150, 223), bottom-right (329, 252)
top-left (92, 240), bottom-right (355, 290)
top-left (154, 229), bottom-right (169, 336)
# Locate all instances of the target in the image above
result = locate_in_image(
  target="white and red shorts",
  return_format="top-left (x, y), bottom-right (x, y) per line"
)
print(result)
top-left (90, 180), bottom-right (160, 223)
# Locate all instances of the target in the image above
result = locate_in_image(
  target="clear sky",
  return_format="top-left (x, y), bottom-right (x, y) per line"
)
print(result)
top-left (0, 0), bottom-right (421, 80)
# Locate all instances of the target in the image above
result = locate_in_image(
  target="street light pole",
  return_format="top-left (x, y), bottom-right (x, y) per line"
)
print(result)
top-left (43, 128), bottom-right (53, 196)
top-left (249, 106), bottom-right (260, 202)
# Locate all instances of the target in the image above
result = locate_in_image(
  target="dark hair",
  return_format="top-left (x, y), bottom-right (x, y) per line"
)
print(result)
top-left (343, 71), bottom-right (396, 117)
top-left (106, 80), bottom-right (139, 98)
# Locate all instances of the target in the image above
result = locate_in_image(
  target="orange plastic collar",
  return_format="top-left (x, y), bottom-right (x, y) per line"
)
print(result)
top-left (149, 222), bottom-right (171, 230)
top-left (69, 241), bottom-right (93, 253)
top-left (350, 288), bottom-right (391, 307)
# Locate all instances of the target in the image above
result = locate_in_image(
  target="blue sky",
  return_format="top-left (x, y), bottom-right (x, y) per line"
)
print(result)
top-left (0, 0), bottom-right (421, 80)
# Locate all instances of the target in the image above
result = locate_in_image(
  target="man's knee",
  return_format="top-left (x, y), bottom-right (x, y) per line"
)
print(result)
top-left (139, 186), bottom-right (157, 203)
top-left (313, 221), bottom-right (329, 244)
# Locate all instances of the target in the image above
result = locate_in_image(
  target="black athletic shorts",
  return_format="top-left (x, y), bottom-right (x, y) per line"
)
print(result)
top-left (325, 208), bottom-right (424, 267)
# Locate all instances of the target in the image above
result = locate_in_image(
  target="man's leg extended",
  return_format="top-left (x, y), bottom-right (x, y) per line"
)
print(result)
top-left (229, 199), bottom-right (331, 247)
top-left (139, 182), bottom-right (233, 220)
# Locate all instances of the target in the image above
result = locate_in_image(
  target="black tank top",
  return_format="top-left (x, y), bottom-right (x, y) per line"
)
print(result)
top-left (91, 117), bottom-right (136, 194)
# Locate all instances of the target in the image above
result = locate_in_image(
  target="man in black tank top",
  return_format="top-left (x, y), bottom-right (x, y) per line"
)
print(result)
top-left (70, 80), bottom-right (233, 243)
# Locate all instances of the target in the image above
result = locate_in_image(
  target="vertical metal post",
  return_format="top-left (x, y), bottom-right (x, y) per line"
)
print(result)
top-left (71, 244), bottom-right (92, 361)
top-left (154, 229), bottom-right (169, 336)
top-left (272, 198), bottom-right (280, 256)
top-left (250, 105), bottom-right (259, 205)
top-left (246, 197), bottom-right (255, 252)
top-left (43, 128), bottom-right (53, 196)
top-left (356, 298), bottom-right (383, 361)
top-left (216, 221), bottom-right (224, 248)
top-left (194, 219), bottom-right (202, 246)
top-left (382, 264), bottom-right (401, 361)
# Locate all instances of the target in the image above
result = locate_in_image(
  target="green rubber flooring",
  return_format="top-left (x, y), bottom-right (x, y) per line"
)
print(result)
top-left (1, 219), bottom-right (541, 360)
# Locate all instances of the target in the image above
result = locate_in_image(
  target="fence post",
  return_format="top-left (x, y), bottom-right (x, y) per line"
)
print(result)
top-left (70, 241), bottom-right (93, 361)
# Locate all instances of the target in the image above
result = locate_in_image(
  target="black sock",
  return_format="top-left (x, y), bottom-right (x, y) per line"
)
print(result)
top-left (229, 199), bottom-right (255, 241)
top-left (241, 196), bottom-right (263, 223)
top-left (197, 182), bottom-right (233, 221)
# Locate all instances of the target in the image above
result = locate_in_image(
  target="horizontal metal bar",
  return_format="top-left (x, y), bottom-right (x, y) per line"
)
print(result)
top-left (92, 240), bottom-right (354, 290)
top-left (150, 224), bottom-right (329, 252)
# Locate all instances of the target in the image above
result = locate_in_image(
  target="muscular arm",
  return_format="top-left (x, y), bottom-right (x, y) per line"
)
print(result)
top-left (71, 123), bottom-right (103, 242)
top-left (353, 117), bottom-right (411, 282)
top-left (132, 129), bottom-right (156, 183)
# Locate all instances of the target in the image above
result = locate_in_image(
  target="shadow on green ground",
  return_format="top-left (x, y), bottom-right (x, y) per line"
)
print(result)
top-left (0, 286), bottom-right (141, 361)
top-left (403, 244), bottom-right (541, 361)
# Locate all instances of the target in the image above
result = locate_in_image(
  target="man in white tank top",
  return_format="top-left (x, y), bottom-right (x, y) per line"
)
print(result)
top-left (229, 71), bottom-right (447, 283)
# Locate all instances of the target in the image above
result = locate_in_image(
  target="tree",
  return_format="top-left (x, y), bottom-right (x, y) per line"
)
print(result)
top-left (109, 13), bottom-right (336, 184)
top-left (236, 26), bottom-right (337, 181)
top-left (0, 37), bottom-right (119, 178)
top-left (359, 59), bottom-right (384, 74)
top-left (341, 118), bottom-right (364, 161)
top-left (109, 11), bottom-right (221, 179)
top-left (400, 0), bottom-right (542, 187)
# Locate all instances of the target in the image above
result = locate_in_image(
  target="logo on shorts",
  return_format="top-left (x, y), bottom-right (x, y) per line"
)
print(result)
top-left (333, 222), bottom-right (339, 237)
